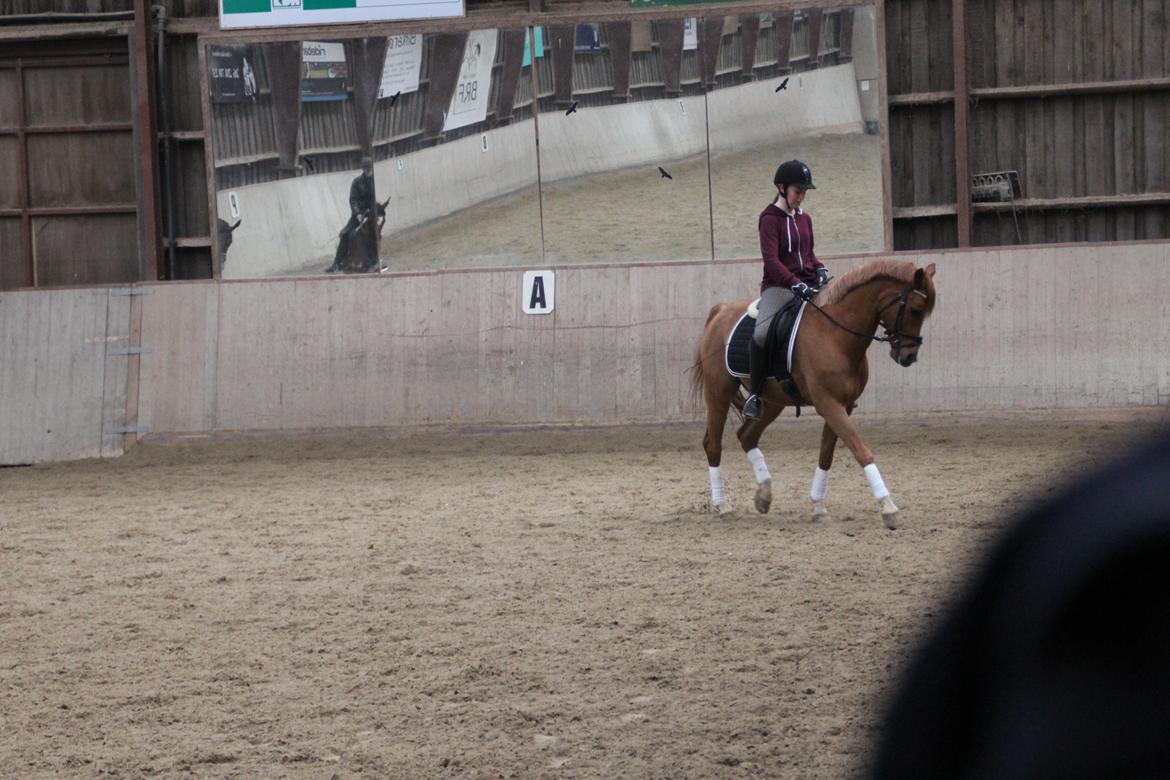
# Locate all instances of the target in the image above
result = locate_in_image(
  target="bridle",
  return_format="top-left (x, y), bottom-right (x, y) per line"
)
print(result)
top-left (802, 282), bottom-right (928, 355)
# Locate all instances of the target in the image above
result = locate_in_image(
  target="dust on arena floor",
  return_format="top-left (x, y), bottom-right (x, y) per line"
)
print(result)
top-left (0, 412), bottom-right (1155, 777)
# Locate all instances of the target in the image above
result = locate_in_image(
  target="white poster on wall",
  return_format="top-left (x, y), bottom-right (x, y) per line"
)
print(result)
top-left (443, 29), bottom-right (498, 132)
top-left (683, 18), bottom-right (698, 51)
top-left (379, 33), bottom-right (423, 98)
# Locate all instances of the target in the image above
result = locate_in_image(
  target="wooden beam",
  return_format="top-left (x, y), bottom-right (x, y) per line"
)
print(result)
top-left (0, 205), bottom-right (138, 217)
top-left (0, 20), bottom-right (131, 42)
top-left (952, 0), bottom-right (970, 247)
top-left (887, 90), bottom-right (955, 106)
top-left (897, 193), bottom-right (1170, 219)
top-left (893, 205), bottom-right (959, 219)
top-left (970, 76), bottom-right (1170, 99)
top-left (890, 76), bottom-right (1170, 107)
top-left (174, 0), bottom-right (867, 43)
top-left (972, 193), bottom-right (1170, 211)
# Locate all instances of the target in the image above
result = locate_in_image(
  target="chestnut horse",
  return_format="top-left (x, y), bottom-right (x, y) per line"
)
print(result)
top-left (689, 259), bottom-right (937, 528)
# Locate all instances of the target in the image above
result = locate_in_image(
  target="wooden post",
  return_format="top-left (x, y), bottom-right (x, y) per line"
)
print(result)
top-left (953, 0), bottom-right (971, 247)
top-left (656, 19), bottom-right (685, 96)
top-left (549, 24), bottom-right (575, 108)
top-left (876, 0), bottom-right (893, 252)
top-left (495, 28), bottom-right (527, 122)
top-left (422, 32), bottom-right (468, 139)
top-left (604, 22), bottom-right (632, 99)
top-left (739, 14), bottom-right (760, 80)
top-left (349, 37), bottom-right (390, 160)
top-left (264, 41), bottom-right (303, 177)
top-left (131, 0), bottom-right (162, 280)
top-left (698, 16), bottom-right (723, 89)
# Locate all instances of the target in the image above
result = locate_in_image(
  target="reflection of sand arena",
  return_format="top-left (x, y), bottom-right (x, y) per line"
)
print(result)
top-left (385, 131), bottom-right (883, 272)
top-left (1, 417), bottom-right (1142, 776)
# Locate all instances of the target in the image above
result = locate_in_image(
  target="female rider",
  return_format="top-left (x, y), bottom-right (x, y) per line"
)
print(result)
top-left (743, 159), bottom-right (830, 419)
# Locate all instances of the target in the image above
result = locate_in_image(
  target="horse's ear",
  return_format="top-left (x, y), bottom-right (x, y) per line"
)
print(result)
top-left (924, 262), bottom-right (937, 278)
top-left (913, 267), bottom-right (926, 289)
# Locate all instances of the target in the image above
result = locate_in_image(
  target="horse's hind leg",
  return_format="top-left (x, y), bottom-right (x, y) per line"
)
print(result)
top-left (736, 397), bottom-right (784, 515)
top-left (703, 375), bottom-right (738, 516)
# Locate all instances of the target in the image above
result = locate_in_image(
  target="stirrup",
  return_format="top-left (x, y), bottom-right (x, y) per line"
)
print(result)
top-left (743, 394), bottom-right (763, 419)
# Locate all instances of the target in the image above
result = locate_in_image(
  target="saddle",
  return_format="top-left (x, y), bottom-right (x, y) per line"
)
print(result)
top-left (725, 295), bottom-right (809, 415)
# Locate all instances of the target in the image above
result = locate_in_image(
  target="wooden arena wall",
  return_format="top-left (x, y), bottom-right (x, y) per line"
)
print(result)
top-left (3, 240), bottom-right (1167, 464)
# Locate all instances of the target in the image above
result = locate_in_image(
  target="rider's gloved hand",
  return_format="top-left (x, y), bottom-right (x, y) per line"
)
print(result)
top-left (816, 267), bottom-right (830, 288)
top-left (791, 282), bottom-right (814, 300)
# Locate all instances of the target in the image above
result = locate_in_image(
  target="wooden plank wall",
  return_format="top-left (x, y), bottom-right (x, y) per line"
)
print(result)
top-left (0, 288), bottom-right (131, 464)
top-left (888, 0), bottom-right (1170, 249)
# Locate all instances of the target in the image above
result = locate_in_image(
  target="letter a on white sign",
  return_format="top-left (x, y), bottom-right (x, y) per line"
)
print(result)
top-left (522, 270), bottom-right (555, 314)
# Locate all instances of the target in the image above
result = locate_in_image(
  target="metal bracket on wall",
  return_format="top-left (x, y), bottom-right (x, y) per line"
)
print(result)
top-left (110, 346), bottom-right (153, 356)
top-left (109, 287), bottom-right (154, 296)
top-left (104, 426), bottom-right (151, 435)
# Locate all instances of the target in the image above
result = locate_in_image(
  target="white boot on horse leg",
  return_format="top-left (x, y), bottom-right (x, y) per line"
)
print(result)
top-left (746, 448), bottom-right (773, 514)
top-left (809, 466), bottom-right (831, 521)
top-left (709, 466), bottom-right (735, 517)
top-left (864, 463), bottom-right (899, 529)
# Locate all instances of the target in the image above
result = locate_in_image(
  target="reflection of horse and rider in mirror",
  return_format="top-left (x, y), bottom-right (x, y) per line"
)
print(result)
top-left (325, 156), bottom-right (390, 274)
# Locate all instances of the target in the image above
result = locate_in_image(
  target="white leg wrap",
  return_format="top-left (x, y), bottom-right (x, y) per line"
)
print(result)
top-left (746, 448), bottom-right (771, 485)
top-left (863, 463), bottom-right (890, 500)
top-left (810, 467), bottom-right (830, 501)
top-left (709, 466), bottom-right (726, 506)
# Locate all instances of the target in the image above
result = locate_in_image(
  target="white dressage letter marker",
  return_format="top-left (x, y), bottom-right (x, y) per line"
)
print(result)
top-left (522, 270), bottom-right (555, 315)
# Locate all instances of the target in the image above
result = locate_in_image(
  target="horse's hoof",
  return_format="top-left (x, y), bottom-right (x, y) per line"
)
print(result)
top-left (811, 500), bottom-right (831, 521)
top-left (879, 496), bottom-right (899, 529)
top-left (716, 502), bottom-right (736, 518)
top-left (754, 479), bottom-right (772, 514)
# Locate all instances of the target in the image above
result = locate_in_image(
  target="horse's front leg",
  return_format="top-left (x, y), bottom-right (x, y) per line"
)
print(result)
top-left (809, 403), bottom-right (857, 521)
top-left (810, 421), bottom-right (837, 521)
top-left (736, 396), bottom-right (784, 514)
top-left (816, 401), bottom-right (899, 529)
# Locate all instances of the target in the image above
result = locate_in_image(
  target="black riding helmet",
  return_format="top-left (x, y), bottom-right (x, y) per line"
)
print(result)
top-left (773, 159), bottom-right (816, 190)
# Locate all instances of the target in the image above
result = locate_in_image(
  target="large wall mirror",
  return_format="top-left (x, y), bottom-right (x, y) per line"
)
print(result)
top-left (203, 4), bottom-right (883, 279)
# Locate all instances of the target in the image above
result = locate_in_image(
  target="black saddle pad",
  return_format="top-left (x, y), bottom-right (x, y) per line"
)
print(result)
top-left (725, 297), bottom-right (806, 380)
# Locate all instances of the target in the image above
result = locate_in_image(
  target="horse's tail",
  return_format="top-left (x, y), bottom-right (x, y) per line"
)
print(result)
top-left (688, 303), bottom-right (724, 406)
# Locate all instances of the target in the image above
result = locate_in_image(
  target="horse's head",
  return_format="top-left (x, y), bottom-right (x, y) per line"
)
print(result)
top-left (878, 263), bottom-right (936, 367)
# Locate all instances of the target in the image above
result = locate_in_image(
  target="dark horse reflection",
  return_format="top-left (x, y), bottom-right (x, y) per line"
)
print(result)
top-left (333, 196), bottom-right (391, 274)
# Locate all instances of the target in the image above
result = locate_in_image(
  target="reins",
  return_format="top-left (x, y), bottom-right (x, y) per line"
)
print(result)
top-left (802, 282), bottom-right (927, 349)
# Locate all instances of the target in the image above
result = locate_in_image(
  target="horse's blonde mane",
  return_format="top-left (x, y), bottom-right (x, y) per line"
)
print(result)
top-left (816, 259), bottom-right (933, 313)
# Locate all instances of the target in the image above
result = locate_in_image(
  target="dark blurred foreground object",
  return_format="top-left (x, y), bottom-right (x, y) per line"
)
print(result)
top-left (871, 430), bottom-right (1170, 779)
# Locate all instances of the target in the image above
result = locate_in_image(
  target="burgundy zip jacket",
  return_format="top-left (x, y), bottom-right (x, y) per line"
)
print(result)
top-left (758, 202), bottom-right (824, 292)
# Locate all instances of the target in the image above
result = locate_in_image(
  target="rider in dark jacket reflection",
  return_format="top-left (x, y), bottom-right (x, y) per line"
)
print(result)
top-left (325, 157), bottom-right (381, 273)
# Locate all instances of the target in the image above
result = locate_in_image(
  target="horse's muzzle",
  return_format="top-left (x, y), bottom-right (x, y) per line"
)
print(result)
top-left (896, 351), bottom-right (918, 367)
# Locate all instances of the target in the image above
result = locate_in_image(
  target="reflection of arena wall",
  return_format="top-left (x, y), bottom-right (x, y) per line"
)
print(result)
top-left (4, 243), bottom-right (1168, 464)
top-left (219, 64), bottom-right (862, 277)
top-left (218, 120), bottom-right (540, 278)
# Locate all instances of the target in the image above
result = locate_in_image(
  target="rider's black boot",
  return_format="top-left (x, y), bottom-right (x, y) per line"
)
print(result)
top-left (744, 339), bottom-right (768, 419)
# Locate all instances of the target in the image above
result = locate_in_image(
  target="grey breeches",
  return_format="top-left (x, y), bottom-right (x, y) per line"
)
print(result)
top-left (753, 286), bottom-right (795, 348)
